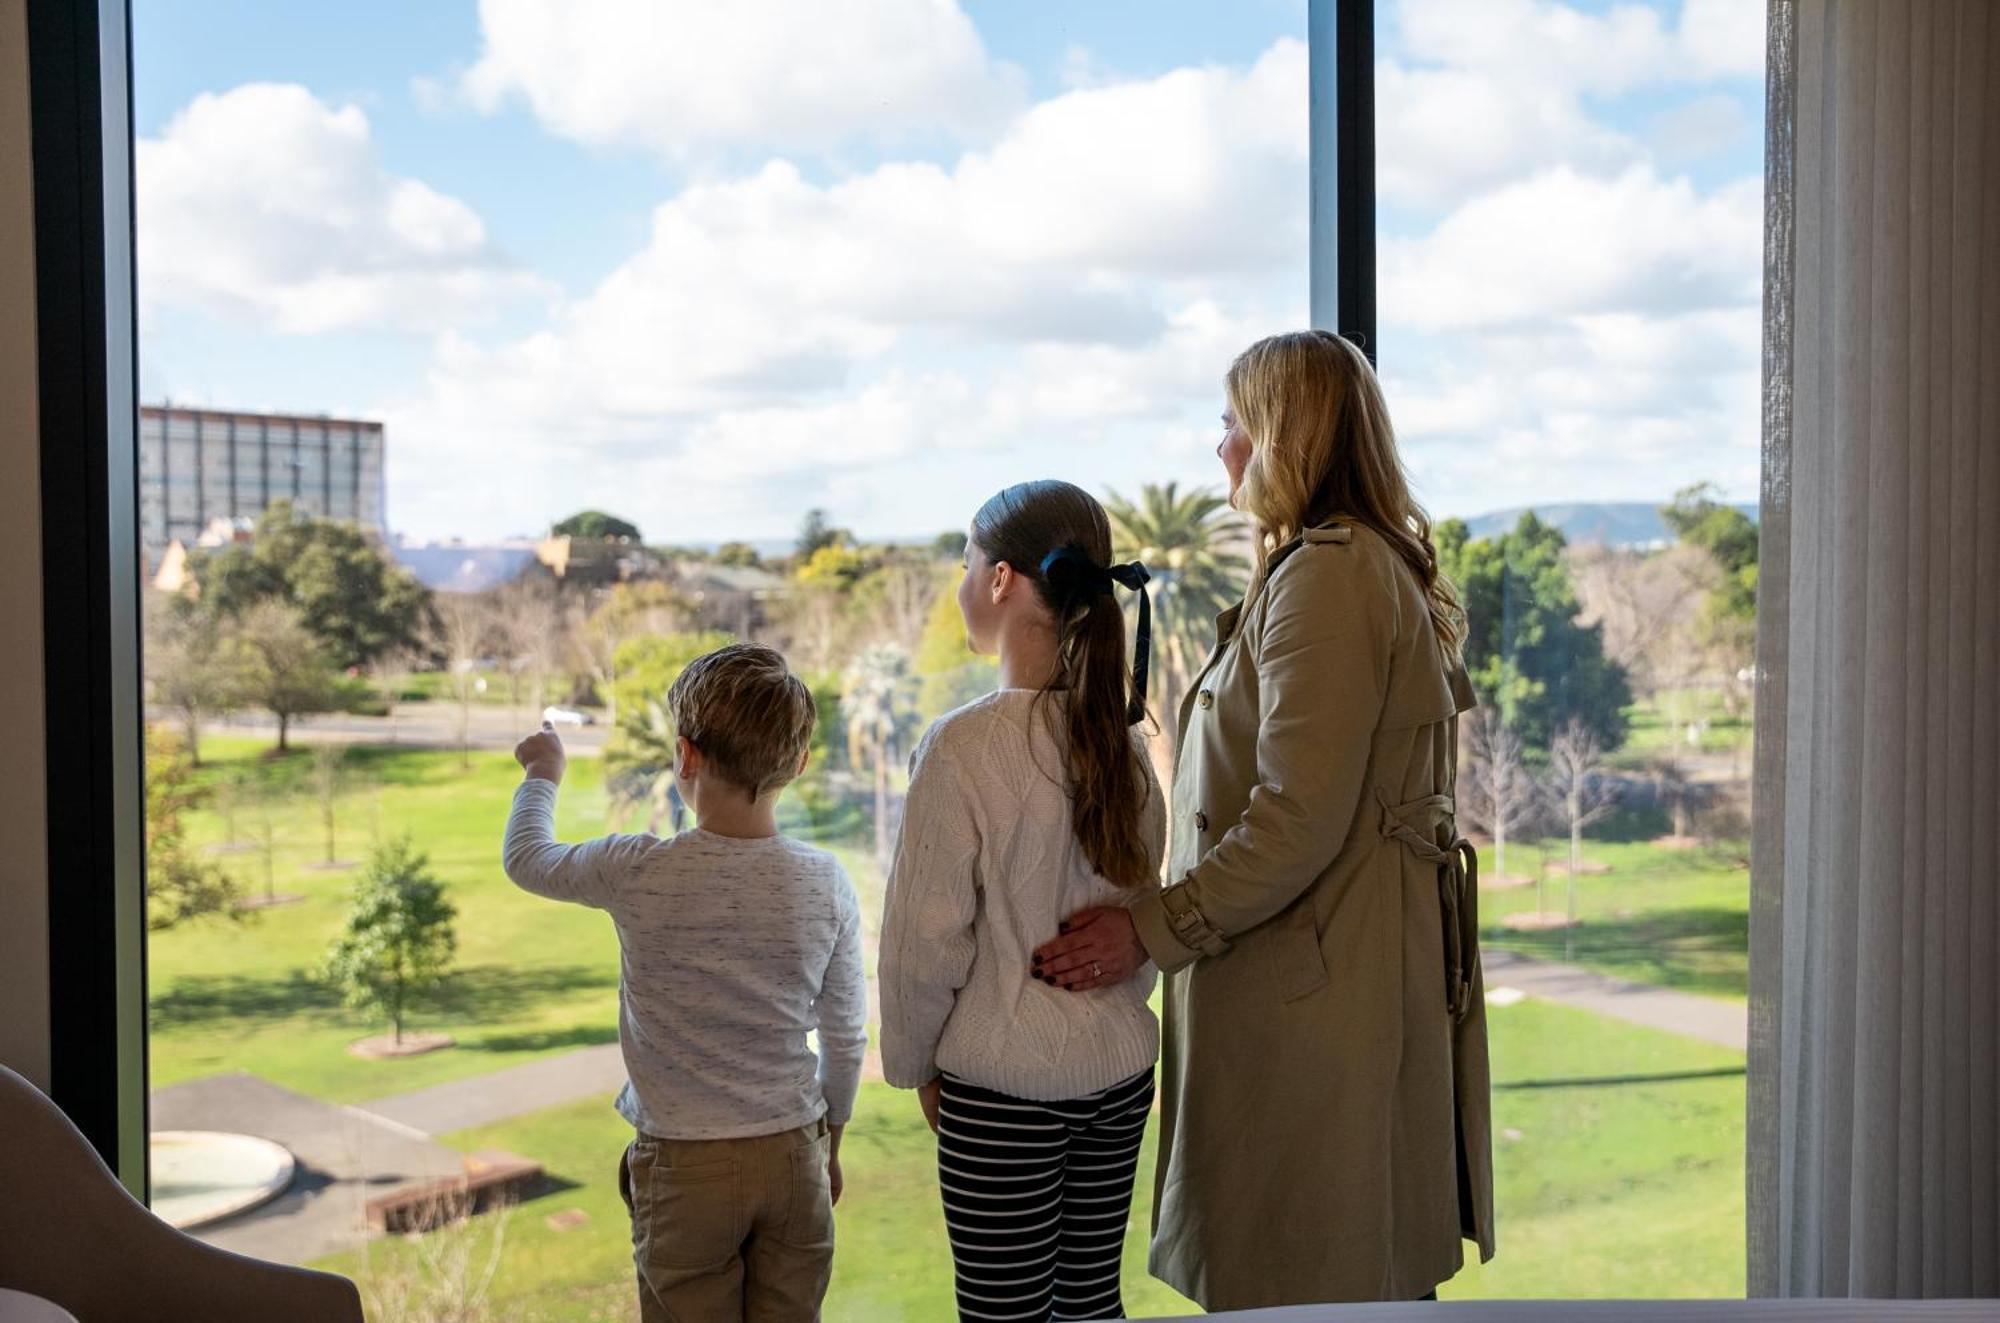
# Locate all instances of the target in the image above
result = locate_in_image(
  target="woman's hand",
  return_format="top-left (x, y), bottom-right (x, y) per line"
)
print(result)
top-left (918, 1077), bottom-right (943, 1134)
top-left (1033, 906), bottom-right (1148, 992)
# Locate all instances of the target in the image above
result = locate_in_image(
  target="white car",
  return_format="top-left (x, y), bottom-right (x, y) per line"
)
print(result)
top-left (542, 705), bottom-right (595, 727)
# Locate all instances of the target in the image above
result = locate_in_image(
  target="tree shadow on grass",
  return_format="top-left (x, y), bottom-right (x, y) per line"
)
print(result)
top-left (465, 1025), bottom-right (620, 1054)
top-left (152, 964), bottom-right (618, 1033)
top-left (1485, 905), bottom-right (1749, 999)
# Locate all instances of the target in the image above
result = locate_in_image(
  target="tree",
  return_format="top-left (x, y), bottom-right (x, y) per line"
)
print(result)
top-left (494, 577), bottom-right (564, 721)
top-left (429, 593), bottom-right (496, 770)
top-left (714, 541), bottom-right (764, 569)
top-left (1546, 719), bottom-right (1620, 953)
top-left (1568, 543), bottom-right (1714, 702)
top-left (795, 508), bottom-right (846, 560)
top-left (323, 835), bottom-right (457, 1046)
top-left (843, 645), bottom-right (919, 872)
top-left (915, 569), bottom-right (996, 722)
top-left (144, 730), bottom-right (242, 929)
top-left (190, 501), bottom-right (431, 670)
top-left (603, 631), bottom-right (736, 830)
top-left (1461, 709), bottom-right (1535, 893)
top-left (1648, 754), bottom-right (1709, 844)
top-left (311, 742), bottom-right (346, 866)
top-left (1662, 483), bottom-right (1760, 716)
top-left (856, 552), bottom-right (941, 655)
top-left (1105, 483), bottom-right (1248, 761)
top-left (145, 593), bottom-right (243, 766)
top-left (932, 529), bottom-right (968, 561)
top-left (576, 582), bottom-right (685, 726)
top-left (232, 600), bottom-right (342, 752)
top-left (551, 510), bottom-right (641, 542)
top-left (1438, 513), bottom-right (1633, 751)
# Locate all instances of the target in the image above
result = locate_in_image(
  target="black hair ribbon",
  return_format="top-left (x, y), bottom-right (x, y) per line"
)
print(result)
top-left (1040, 548), bottom-right (1153, 726)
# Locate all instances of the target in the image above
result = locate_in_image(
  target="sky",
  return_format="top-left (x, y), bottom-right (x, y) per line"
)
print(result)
top-left (132, 0), bottom-right (1766, 545)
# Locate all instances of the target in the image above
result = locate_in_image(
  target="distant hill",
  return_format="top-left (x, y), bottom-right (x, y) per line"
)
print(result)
top-left (1457, 501), bottom-right (1758, 549)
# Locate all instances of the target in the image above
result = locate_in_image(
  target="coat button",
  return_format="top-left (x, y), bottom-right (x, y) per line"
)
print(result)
top-left (1194, 811), bottom-right (1209, 832)
top-left (1197, 689), bottom-right (1214, 709)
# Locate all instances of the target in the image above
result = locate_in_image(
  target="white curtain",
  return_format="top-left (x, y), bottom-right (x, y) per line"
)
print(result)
top-left (1749, 0), bottom-right (2000, 1298)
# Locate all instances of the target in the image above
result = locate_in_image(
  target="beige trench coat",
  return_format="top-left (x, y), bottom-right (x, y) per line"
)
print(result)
top-left (1129, 521), bottom-right (1495, 1310)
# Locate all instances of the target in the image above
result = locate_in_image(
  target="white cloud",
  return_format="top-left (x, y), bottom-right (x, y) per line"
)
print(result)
top-left (1381, 166), bottom-right (1762, 331)
top-left (381, 42), bottom-right (1309, 539)
top-left (1376, 0), bottom-right (1766, 211)
top-left (457, 0), bottom-right (1023, 159)
top-left (137, 83), bottom-right (547, 334)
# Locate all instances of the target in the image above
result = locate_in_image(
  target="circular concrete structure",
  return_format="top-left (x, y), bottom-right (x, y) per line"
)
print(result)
top-left (150, 1130), bottom-right (296, 1230)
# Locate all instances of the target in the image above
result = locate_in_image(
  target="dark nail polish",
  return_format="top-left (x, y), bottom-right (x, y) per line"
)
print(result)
top-left (1059, 922), bottom-right (1071, 933)
top-left (1032, 954), bottom-right (1043, 966)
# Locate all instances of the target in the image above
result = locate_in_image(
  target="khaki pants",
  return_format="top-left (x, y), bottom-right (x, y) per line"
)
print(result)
top-left (617, 1118), bottom-right (835, 1323)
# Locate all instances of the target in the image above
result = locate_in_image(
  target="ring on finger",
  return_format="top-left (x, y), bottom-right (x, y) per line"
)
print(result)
top-left (1091, 961), bottom-right (1103, 979)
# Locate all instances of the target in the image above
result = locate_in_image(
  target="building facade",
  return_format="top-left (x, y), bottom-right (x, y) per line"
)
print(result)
top-left (139, 405), bottom-right (387, 563)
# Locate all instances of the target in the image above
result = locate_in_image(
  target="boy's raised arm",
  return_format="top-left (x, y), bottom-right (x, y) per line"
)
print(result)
top-left (503, 724), bottom-right (655, 908)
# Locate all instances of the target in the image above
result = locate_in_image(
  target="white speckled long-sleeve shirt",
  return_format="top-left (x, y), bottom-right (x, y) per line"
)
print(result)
top-left (502, 777), bottom-right (867, 1140)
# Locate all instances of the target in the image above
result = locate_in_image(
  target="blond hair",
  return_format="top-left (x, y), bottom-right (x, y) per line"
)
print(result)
top-left (667, 643), bottom-right (816, 801)
top-left (1228, 330), bottom-right (1462, 658)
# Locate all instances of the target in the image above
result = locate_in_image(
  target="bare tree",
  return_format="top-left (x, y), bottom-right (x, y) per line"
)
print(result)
top-left (1569, 542), bottom-right (1713, 702)
top-left (429, 593), bottom-right (496, 770)
top-left (576, 582), bottom-right (683, 726)
top-left (1547, 719), bottom-right (1620, 955)
top-left (311, 742), bottom-right (346, 866)
top-left (495, 577), bottom-right (563, 723)
top-left (371, 645), bottom-right (422, 744)
top-left (867, 554), bottom-right (942, 655)
top-left (1461, 709), bottom-right (1534, 890)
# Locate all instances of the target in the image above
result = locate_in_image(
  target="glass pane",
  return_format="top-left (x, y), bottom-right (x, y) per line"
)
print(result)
top-left (1375, 0), bottom-right (1766, 1299)
top-left (135, 2), bottom-right (1304, 1315)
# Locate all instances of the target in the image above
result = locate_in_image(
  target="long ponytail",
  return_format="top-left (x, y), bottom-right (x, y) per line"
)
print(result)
top-left (971, 481), bottom-right (1153, 889)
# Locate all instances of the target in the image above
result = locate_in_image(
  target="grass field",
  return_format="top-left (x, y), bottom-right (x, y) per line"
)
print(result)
top-left (1476, 812), bottom-right (1750, 1001)
top-left (317, 1000), bottom-right (1744, 1319)
top-left (155, 732), bottom-right (1748, 1315)
top-left (153, 736), bottom-right (891, 1103)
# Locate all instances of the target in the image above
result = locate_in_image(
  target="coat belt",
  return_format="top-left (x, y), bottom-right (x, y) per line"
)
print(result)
top-left (1376, 791), bottom-right (1482, 1023)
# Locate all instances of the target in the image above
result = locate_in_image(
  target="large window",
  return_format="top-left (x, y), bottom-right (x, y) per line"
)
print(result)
top-left (135, 3), bottom-right (1304, 1317)
top-left (130, 0), bottom-right (1764, 1315)
top-left (1376, 0), bottom-right (1766, 1299)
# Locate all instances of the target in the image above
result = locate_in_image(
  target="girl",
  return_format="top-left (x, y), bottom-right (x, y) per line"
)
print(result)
top-left (879, 479), bottom-right (1163, 1323)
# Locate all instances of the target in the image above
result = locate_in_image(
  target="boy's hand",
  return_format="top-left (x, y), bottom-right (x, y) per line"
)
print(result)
top-left (918, 1077), bottom-right (943, 1135)
top-left (828, 1124), bottom-right (845, 1207)
top-left (515, 722), bottom-right (567, 785)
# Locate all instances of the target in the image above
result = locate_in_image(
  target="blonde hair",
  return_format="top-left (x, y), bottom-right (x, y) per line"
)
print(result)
top-left (1228, 330), bottom-right (1463, 657)
top-left (667, 643), bottom-right (816, 801)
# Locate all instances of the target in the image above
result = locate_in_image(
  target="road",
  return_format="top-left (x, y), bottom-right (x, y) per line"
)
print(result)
top-left (202, 703), bottom-right (610, 756)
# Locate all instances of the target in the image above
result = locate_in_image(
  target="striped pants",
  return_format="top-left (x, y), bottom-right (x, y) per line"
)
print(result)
top-left (936, 1069), bottom-right (1155, 1322)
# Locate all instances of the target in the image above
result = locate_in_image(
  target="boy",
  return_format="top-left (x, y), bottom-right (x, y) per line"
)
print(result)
top-left (504, 642), bottom-right (866, 1322)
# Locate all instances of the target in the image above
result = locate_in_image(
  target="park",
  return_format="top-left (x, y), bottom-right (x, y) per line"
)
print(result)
top-left (141, 489), bottom-right (1760, 1319)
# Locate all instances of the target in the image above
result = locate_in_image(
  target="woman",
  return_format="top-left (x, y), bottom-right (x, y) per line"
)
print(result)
top-left (878, 480), bottom-right (1165, 1322)
top-left (1033, 331), bottom-right (1495, 1308)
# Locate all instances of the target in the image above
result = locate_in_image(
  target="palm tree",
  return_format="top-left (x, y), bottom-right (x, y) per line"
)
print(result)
top-left (842, 645), bottom-right (919, 872)
top-left (1104, 483), bottom-right (1249, 760)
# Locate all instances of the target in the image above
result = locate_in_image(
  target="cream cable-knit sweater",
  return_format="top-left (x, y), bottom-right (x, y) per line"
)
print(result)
top-left (879, 689), bottom-right (1166, 1101)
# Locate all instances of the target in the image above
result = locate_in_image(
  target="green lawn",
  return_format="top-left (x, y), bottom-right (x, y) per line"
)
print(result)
top-left (1477, 815), bottom-right (1750, 1001)
top-left (316, 1000), bottom-right (1743, 1319)
top-left (157, 735), bottom-right (1747, 1314)
top-left (1617, 688), bottom-right (1752, 763)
